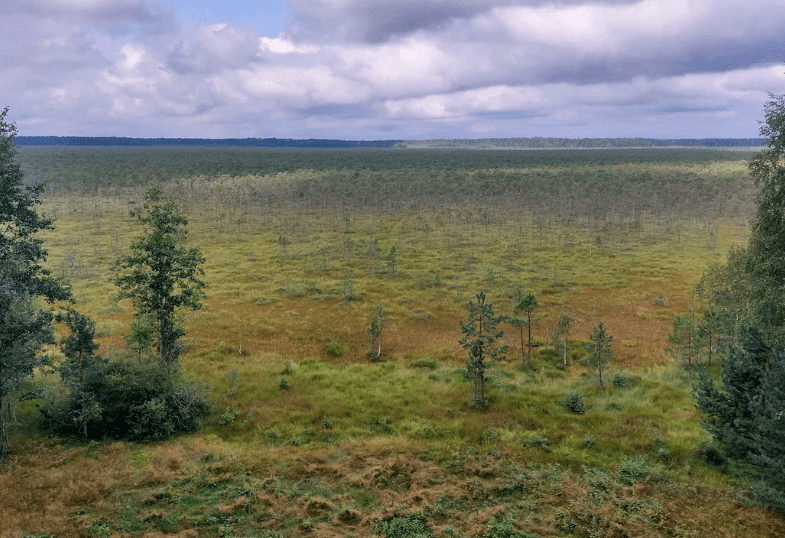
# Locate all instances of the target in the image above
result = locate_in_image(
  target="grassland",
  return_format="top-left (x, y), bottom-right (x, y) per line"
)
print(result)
top-left (3, 147), bottom-right (784, 538)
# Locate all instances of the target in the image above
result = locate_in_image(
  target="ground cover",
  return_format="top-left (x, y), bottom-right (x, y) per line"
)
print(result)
top-left (3, 148), bottom-right (784, 537)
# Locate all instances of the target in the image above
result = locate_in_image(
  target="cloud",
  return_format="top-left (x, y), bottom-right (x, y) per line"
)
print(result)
top-left (1, 0), bottom-right (784, 138)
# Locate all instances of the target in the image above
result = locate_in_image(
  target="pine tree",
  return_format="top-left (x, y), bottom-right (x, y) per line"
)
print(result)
top-left (587, 322), bottom-right (614, 390)
top-left (460, 292), bottom-right (507, 408)
top-left (510, 288), bottom-right (538, 369)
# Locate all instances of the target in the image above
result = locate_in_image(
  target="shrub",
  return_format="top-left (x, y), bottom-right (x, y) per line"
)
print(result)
top-left (42, 359), bottom-right (210, 442)
top-left (374, 512), bottom-right (431, 538)
top-left (612, 371), bottom-right (630, 389)
top-left (325, 337), bottom-right (349, 357)
top-left (697, 442), bottom-right (725, 466)
top-left (526, 432), bottom-right (551, 452)
top-left (278, 377), bottom-right (290, 390)
top-left (562, 391), bottom-right (587, 414)
top-left (618, 455), bottom-right (651, 486)
top-left (219, 406), bottom-right (239, 426)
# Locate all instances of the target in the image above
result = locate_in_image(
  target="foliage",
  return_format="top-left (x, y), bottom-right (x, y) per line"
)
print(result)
top-left (586, 322), bottom-right (614, 390)
top-left (325, 337), bottom-right (348, 357)
top-left (374, 512), bottom-right (431, 538)
top-left (113, 186), bottom-right (205, 368)
top-left (553, 313), bottom-right (572, 368)
top-left (693, 326), bottom-right (785, 510)
top-left (562, 391), bottom-right (586, 415)
top-left (696, 247), bottom-right (754, 347)
top-left (56, 309), bottom-right (107, 439)
top-left (747, 93), bottom-right (785, 338)
top-left (509, 287), bottom-right (538, 369)
top-left (460, 292), bottom-right (507, 408)
top-left (42, 359), bottom-right (210, 442)
top-left (618, 455), bottom-right (652, 486)
top-left (0, 107), bottom-right (71, 462)
top-left (668, 308), bottom-right (700, 378)
top-left (366, 305), bottom-right (385, 361)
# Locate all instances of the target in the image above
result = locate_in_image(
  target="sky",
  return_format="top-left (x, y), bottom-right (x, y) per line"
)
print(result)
top-left (2, 0), bottom-right (784, 140)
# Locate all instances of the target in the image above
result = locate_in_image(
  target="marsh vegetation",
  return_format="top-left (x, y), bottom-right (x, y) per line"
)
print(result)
top-left (3, 142), bottom-right (784, 537)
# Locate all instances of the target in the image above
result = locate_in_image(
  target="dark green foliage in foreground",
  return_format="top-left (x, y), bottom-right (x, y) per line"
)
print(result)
top-left (693, 326), bottom-right (785, 512)
top-left (56, 310), bottom-right (108, 439)
top-left (42, 359), bottom-right (210, 442)
top-left (0, 107), bottom-right (71, 462)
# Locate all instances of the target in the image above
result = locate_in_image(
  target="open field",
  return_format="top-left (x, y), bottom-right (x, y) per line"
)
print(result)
top-left (4, 147), bottom-right (785, 538)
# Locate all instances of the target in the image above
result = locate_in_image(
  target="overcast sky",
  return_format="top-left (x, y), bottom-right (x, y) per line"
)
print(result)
top-left (2, 0), bottom-right (784, 139)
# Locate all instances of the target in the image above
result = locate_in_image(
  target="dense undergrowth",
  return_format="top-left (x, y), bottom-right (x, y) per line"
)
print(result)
top-left (3, 147), bottom-right (785, 537)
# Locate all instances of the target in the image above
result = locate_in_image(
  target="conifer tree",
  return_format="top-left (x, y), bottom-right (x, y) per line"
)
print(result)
top-left (587, 322), bottom-right (614, 390)
top-left (460, 292), bottom-right (507, 408)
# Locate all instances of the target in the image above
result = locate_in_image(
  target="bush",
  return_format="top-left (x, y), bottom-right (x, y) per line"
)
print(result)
top-left (374, 512), bottom-right (431, 538)
top-left (526, 432), bottom-right (551, 452)
top-left (42, 359), bottom-right (210, 442)
top-left (325, 337), bottom-right (349, 357)
top-left (562, 391), bottom-right (587, 414)
top-left (618, 455), bottom-right (651, 486)
top-left (612, 371), bottom-right (630, 389)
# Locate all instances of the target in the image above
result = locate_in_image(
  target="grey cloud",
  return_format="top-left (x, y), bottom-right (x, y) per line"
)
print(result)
top-left (165, 27), bottom-right (263, 75)
top-left (283, 0), bottom-right (641, 43)
top-left (301, 104), bottom-right (373, 119)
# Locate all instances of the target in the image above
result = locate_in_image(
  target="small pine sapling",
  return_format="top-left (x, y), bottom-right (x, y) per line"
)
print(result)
top-left (460, 292), bottom-right (508, 408)
top-left (386, 245), bottom-right (398, 276)
top-left (554, 312), bottom-right (572, 367)
top-left (587, 321), bottom-right (614, 390)
top-left (366, 305), bottom-right (385, 361)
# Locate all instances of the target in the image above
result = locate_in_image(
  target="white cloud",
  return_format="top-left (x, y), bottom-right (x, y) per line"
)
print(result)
top-left (1, 0), bottom-right (784, 137)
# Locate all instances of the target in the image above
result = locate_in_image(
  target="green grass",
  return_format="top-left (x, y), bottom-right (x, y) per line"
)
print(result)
top-left (4, 147), bottom-right (785, 537)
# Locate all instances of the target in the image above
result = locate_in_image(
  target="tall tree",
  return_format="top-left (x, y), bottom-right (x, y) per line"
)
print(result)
top-left (0, 107), bottom-right (71, 461)
top-left (460, 292), bottom-right (507, 408)
top-left (114, 186), bottom-right (205, 368)
top-left (746, 93), bottom-right (785, 340)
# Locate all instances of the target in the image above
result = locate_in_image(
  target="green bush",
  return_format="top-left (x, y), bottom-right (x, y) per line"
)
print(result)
top-left (374, 512), bottom-right (431, 538)
top-left (618, 455), bottom-right (651, 486)
top-left (612, 371), bottom-right (630, 389)
top-left (562, 391), bottom-right (587, 414)
top-left (325, 337), bottom-right (349, 357)
top-left (42, 359), bottom-right (210, 442)
top-left (526, 432), bottom-right (551, 452)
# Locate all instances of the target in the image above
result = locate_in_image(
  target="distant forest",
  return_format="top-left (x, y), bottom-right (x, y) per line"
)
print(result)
top-left (14, 136), bottom-right (765, 149)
